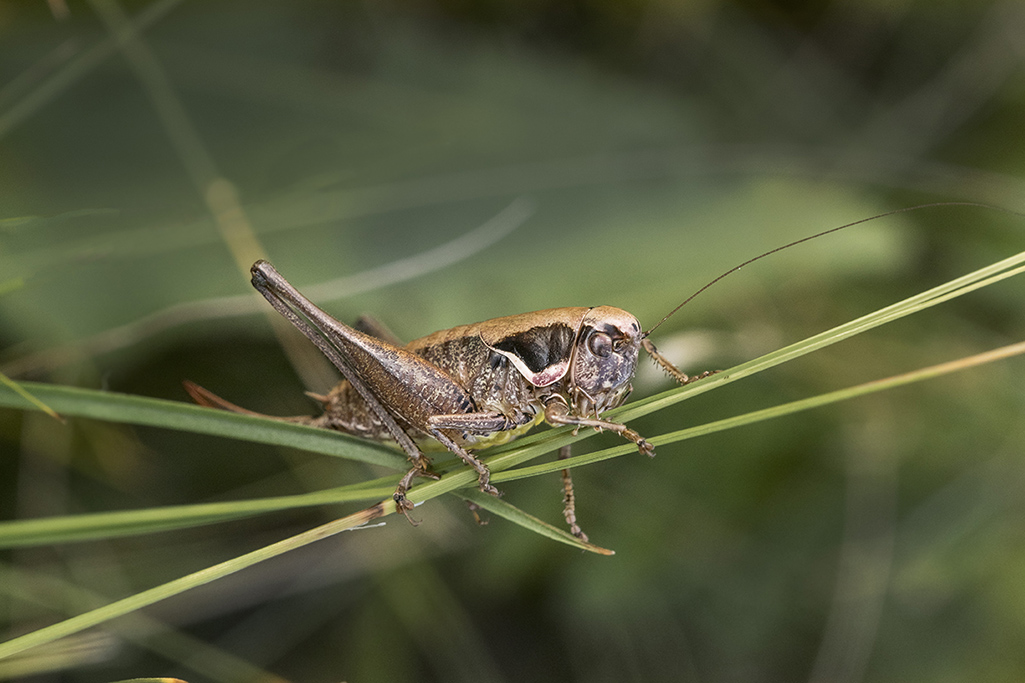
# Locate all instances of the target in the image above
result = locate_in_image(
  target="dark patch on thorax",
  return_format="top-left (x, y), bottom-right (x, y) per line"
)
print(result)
top-left (491, 323), bottom-right (576, 374)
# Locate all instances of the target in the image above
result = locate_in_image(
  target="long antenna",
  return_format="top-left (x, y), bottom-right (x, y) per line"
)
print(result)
top-left (643, 201), bottom-right (1012, 338)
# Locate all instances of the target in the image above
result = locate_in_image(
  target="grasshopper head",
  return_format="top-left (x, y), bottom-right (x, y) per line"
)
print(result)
top-left (569, 306), bottom-right (642, 415)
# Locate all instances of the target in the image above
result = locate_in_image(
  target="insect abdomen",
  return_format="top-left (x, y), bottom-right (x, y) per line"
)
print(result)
top-left (310, 381), bottom-right (396, 440)
top-left (410, 331), bottom-right (543, 430)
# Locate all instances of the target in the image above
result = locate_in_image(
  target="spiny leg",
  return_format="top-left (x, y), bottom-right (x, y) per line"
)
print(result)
top-left (392, 460), bottom-right (443, 523)
top-left (558, 445), bottom-right (587, 541)
top-left (545, 400), bottom-right (655, 457)
top-left (641, 338), bottom-right (716, 386)
top-left (430, 429), bottom-right (500, 497)
top-left (426, 411), bottom-right (513, 498)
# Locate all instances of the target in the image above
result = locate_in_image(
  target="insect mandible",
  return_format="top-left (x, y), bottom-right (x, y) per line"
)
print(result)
top-left (185, 205), bottom-right (965, 540)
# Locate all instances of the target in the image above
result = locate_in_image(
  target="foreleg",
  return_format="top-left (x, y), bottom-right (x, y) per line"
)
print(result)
top-left (544, 399), bottom-right (655, 457)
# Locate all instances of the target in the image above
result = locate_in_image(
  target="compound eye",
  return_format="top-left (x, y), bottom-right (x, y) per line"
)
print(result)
top-left (587, 331), bottom-right (613, 358)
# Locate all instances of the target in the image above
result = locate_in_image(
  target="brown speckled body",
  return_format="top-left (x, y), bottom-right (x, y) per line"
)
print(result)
top-left (310, 308), bottom-right (612, 449)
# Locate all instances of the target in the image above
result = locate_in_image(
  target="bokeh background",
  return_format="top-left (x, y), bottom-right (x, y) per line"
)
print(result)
top-left (2, 1), bottom-right (1025, 681)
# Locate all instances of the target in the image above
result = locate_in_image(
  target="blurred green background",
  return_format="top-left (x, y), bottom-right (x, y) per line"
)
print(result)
top-left (2, 0), bottom-right (1025, 681)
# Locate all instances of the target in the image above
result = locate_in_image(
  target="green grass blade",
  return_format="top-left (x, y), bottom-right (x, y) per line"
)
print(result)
top-left (0, 503), bottom-right (394, 661)
top-left (0, 382), bottom-right (405, 469)
top-left (0, 479), bottom-right (397, 549)
top-left (0, 563), bottom-right (289, 682)
top-left (458, 489), bottom-right (614, 555)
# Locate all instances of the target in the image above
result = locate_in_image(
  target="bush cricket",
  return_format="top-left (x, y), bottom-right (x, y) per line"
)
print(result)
top-left (185, 203), bottom-right (981, 540)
